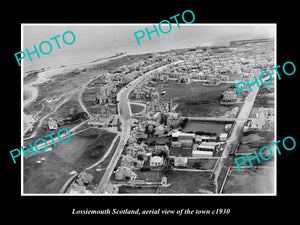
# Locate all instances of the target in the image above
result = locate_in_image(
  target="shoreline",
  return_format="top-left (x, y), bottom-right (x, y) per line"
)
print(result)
top-left (23, 53), bottom-right (129, 107)
top-left (23, 53), bottom-right (128, 135)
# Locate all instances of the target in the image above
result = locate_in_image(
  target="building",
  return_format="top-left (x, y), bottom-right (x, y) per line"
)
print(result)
top-left (121, 154), bottom-right (137, 167)
top-left (154, 125), bottom-right (165, 137)
top-left (76, 172), bottom-right (94, 186)
top-left (48, 118), bottom-right (58, 130)
top-left (170, 142), bottom-right (192, 157)
top-left (114, 166), bottom-right (137, 181)
top-left (174, 156), bottom-right (188, 167)
top-left (167, 112), bottom-right (180, 127)
top-left (150, 156), bottom-right (164, 167)
top-left (192, 142), bottom-right (220, 157)
top-left (178, 133), bottom-right (195, 142)
top-left (220, 133), bottom-right (227, 142)
top-left (88, 115), bottom-right (106, 128)
top-left (222, 89), bottom-right (238, 102)
top-left (104, 183), bottom-right (119, 194)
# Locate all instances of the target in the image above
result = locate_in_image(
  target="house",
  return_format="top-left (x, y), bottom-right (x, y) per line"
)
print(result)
top-left (197, 135), bottom-right (217, 143)
top-left (178, 133), bottom-right (195, 142)
top-left (225, 124), bottom-right (232, 132)
top-left (48, 118), bottom-right (58, 130)
top-left (220, 133), bottom-right (227, 142)
top-left (104, 183), bottom-right (119, 194)
top-left (250, 118), bottom-right (266, 129)
top-left (154, 125), bottom-right (165, 137)
top-left (167, 112), bottom-right (180, 127)
top-left (76, 172), bottom-right (94, 186)
top-left (222, 89), bottom-right (237, 102)
top-left (121, 154), bottom-right (137, 167)
top-left (150, 156), bottom-right (164, 167)
top-left (192, 143), bottom-right (219, 157)
top-left (114, 166), bottom-right (137, 181)
top-left (174, 156), bottom-right (188, 167)
top-left (170, 142), bottom-right (192, 157)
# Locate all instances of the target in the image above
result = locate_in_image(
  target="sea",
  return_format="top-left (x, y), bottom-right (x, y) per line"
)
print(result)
top-left (23, 24), bottom-right (275, 73)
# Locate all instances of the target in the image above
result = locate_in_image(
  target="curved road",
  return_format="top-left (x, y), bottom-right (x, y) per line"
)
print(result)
top-left (96, 60), bottom-right (183, 193)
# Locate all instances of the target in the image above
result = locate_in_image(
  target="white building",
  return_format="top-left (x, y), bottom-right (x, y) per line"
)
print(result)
top-left (192, 142), bottom-right (219, 157)
top-left (174, 156), bottom-right (188, 167)
top-left (220, 133), bottom-right (228, 142)
top-left (150, 156), bottom-right (164, 167)
top-left (48, 118), bottom-right (58, 130)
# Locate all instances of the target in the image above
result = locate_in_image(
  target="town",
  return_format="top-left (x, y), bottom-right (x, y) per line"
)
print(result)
top-left (23, 37), bottom-right (275, 194)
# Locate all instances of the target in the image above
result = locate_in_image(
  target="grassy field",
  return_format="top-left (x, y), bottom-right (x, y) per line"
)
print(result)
top-left (236, 130), bottom-right (275, 154)
top-left (160, 171), bottom-right (215, 193)
top-left (222, 166), bottom-right (275, 194)
top-left (183, 120), bottom-right (229, 136)
top-left (187, 158), bottom-right (218, 170)
top-left (56, 99), bottom-right (83, 118)
top-left (86, 136), bottom-right (120, 185)
top-left (23, 128), bottom-right (117, 193)
top-left (154, 81), bottom-right (240, 117)
top-left (130, 103), bottom-right (145, 114)
top-left (253, 94), bottom-right (274, 108)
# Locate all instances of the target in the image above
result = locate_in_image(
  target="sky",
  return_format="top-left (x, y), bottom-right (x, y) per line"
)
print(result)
top-left (22, 24), bottom-right (276, 72)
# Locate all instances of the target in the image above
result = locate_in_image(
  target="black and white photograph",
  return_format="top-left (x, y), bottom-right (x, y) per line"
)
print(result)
top-left (22, 24), bottom-right (276, 195)
top-left (3, 4), bottom-right (298, 221)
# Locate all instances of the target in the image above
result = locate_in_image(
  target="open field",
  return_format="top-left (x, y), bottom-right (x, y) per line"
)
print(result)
top-left (236, 130), bottom-right (275, 154)
top-left (85, 135), bottom-right (120, 185)
top-left (56, 99), bottom-right (83, 118)
top-left (253, 85), bottom-right (275, 108)
top-left (253, 95), bottom-right (274, 108)
top-left (222, 166), bottom-right (275, 194)
top-left (183, 120), bottom-right (229, 136)
top-left (186, 158), bottom-right (218, 170)
top-left (23, 152), bottom-right (74, 193)
top-left (23, 128), bottom-right (116, 193)
top-left (160, 170), bottom-right (214, 193)
top-left (119, 186), bottom-right (158, 194)
top-left (154, 81), bottom-right (245, 117)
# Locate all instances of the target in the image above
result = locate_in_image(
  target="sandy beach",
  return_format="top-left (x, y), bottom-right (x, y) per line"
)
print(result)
top-left (23, 54), bottom-right (127, 135)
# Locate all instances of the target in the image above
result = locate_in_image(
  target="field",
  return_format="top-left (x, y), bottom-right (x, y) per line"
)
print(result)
top-left (236, 130), bottom-right (275, 154)
top-left (253, 95), bottom-right (274, 108)
top-left (154, 81), bottom-right (242, 117)
top-left (130, 103), bottom-right (145, 114)
top-left (56, 99), bottom-right (83, 118)
top-left (23, 128), bottom-right (116, 193)
top-left (183, 120), bottom-right (229, 136)
top-left (222, 167), bottom-right (275, 194)
top-left (160, 171), bottom-right (215, 193)
top-left (253, 85), bottom-right (275, 108)
top-left (186, 158), bottom-right (219, 170)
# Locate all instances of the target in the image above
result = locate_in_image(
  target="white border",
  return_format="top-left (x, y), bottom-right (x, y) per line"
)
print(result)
top-left (21, 23), bottom-right (277, 196)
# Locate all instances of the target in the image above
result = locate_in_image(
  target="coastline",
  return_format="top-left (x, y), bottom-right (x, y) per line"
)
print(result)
top-left (23, 53), bottom-right (128, 107)
top-left (23, 53), bottom-right (128, 135)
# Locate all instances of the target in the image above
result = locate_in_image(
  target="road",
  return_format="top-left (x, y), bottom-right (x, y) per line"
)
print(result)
top-left (96, 60), bottom-right (183, 193)
top-left (214, 85), bottom-right (259, 193)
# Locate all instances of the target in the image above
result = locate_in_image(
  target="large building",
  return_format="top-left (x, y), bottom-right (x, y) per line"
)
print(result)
top-left (192, 142), bottom-right (220, 157)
